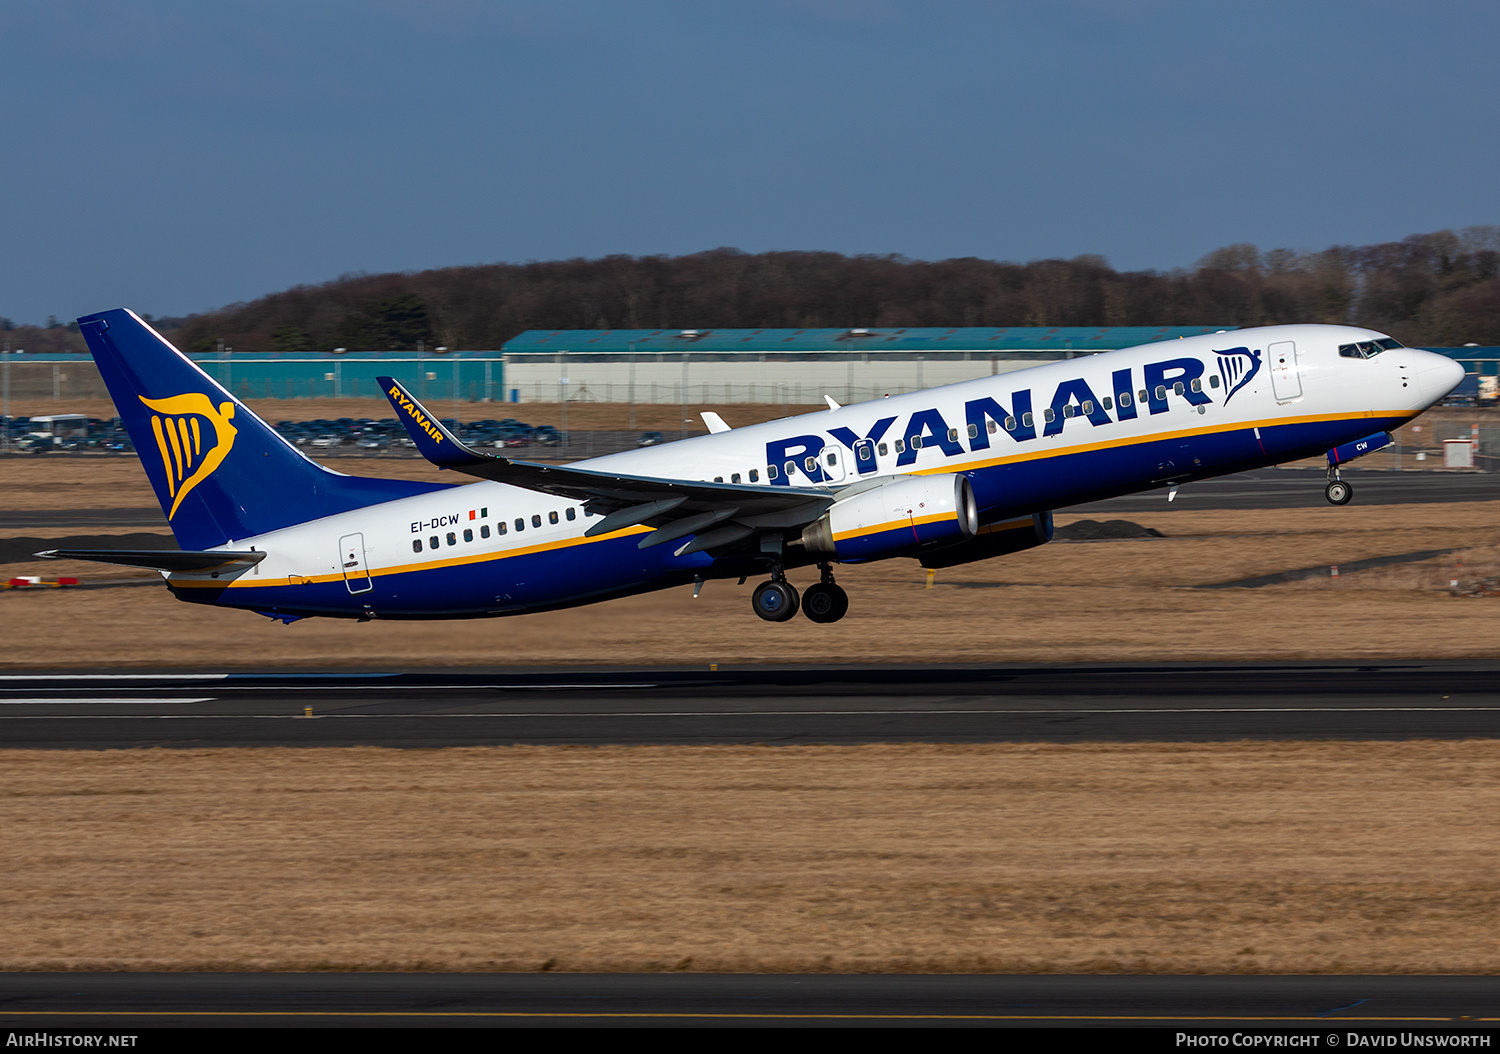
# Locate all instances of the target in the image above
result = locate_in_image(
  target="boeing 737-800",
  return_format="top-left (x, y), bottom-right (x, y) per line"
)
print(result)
top-left (45, 310), bottom-right (1463, 624)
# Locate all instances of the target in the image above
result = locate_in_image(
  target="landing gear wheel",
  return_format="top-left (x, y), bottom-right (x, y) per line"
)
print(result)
top-left (1325, 480), bottom-right (1353, 505)
top-left (751, 580), bottom-right (800, 622)
top-left (802, 582), bottom-right (850, 623)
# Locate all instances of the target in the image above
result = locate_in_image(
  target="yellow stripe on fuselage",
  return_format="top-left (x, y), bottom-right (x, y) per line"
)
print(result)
top-left (169, 524), bottom-right (654, 589)
top-left (911, 408), bottom-right (1414, 479)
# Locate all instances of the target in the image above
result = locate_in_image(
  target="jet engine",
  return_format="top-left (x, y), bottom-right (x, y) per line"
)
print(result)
top-left (800, 473), bottom-right (978, 562)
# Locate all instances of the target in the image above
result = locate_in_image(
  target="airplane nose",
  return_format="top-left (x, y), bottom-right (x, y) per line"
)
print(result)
top-left (1416, 352), bottom-right (1466, 402)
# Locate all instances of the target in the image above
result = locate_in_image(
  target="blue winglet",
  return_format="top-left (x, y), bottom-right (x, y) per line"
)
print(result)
top-left (378, 376), bottom-right (493, 470)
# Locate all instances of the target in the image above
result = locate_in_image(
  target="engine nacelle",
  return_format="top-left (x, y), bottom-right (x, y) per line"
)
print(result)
top-left (919, 511), bottom-right (1053, 569)
top-left (801, 474), bottom-right (978, 562)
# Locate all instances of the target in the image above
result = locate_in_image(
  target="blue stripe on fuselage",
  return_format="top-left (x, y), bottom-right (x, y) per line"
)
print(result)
top-left (182, 412), bottom-right (1405, 620)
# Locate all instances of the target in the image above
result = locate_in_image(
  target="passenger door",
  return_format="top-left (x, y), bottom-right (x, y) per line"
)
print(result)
top-left (1268, 340), bottom-right (1303, 401)
top-left (339, 533), bottom-right (372, 594)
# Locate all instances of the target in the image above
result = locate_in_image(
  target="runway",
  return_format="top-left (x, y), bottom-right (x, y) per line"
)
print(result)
top-left (1, 973), bottom-right (1496, 1027)
top-left (3, 662), bottom-right (1499, 748)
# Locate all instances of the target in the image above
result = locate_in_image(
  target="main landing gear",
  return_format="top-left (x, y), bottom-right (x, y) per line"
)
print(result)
top-left (751, 564), bottom-right (849, 623)
top-left (802, 566), bottom-right (849, 624)
top-left (1325, 465), bottom-right (1353, 505)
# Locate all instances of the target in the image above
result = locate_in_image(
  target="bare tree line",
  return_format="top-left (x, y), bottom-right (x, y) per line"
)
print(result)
top-left (10, 228), bottom-right (1500, 355)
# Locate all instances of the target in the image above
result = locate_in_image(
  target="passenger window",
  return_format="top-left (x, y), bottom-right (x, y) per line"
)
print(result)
top-left (804, 456), bottom-right (817, 472)
top-left (1173, 381), bottom-right (1185, 396)
top-left (911, 436), bottom-right (923, 449)
top-left (1002, 417), bottom-right (1013, 432)
top-left (1102, 397), bottom-right (1112, 410)
top-left (1209, 375), bottom-right (1220, 388)
top-left (1155, 385), bottom-right (1167, 401)
top-left (565, 507), bottom-right (576, 520)
top-left (731, 473), bottom-right (741, 483)
top-left (1139, 389), bottom-right (1148, 402)
top-left (481, 525), bottom-right (491, 538)
top-left (463, 528), bottom-right (473, 542)
top-left (413, 539), bottom-right (423, 553)
top-left (430, 535), bottom-right (439, 549)
top-left (877, 443), bottom-right (888, 456)
top-left (447, 532), bottom-right (456, 546)
top-left (1119, 392), bottom-right (1132, 407)
top-left (827, 453), bottom-right (836, 466)
top-left (767, 465), bottom-right (778, 480)
top-left (894, 440), bottom-right (905, 453)
top-left (1063, 405), bottom-right (1075, 419)
top-left (785, 461), bottom-right (797, 477)
top-left (1043, 408), bottom-right (1055, 423)
top-left (714, 476), bottom-right (723, 483)
top-left (549, 511), bottom-right (559, 525)
top-left (532, 514), bottom-right (542, 528)
top-left (750, 469), bottom-right (760, 482)
top-left (947, 428), bottom-right (959, 443)
top-left (1021, 412), bottom-right (1034, 428)
top-left (1082, 400), bottom-right (1094, 414)
top-left (497, 522), bottom-right (507, 535)
top-left (515, 519), bottom-right (524, 532)
top-left (968, 423), bottom-right (979, 439)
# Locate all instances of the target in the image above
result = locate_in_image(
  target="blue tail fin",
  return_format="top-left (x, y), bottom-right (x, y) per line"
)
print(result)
top-left (78, 309), bottom-right (452, 550)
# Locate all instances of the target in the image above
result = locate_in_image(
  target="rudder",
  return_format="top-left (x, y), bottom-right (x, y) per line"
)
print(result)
top-left (78, 309), bottom-right (451, 549)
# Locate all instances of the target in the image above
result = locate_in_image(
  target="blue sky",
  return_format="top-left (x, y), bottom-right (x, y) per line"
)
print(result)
top-left (2, 0), bottom-right (1496, 324)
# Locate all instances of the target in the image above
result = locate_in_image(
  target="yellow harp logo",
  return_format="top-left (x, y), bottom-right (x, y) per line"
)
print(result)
top-left (138, 394), bottom-right (238, 519)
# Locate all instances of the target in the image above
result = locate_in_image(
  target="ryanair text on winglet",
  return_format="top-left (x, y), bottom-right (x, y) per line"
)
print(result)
top-left (389, 384), bottom-right (444, 444)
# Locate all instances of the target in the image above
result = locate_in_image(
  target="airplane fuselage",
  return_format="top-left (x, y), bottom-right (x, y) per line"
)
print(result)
top-left (157, 324), bottom-right (1461, 622)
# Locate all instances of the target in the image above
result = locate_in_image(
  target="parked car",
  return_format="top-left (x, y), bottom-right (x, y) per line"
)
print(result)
top-left (636, 431), bottom-right (664, 447)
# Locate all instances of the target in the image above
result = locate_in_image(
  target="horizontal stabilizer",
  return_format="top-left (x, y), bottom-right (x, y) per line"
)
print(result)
top-left (36, 549), bottom-right (267, 573)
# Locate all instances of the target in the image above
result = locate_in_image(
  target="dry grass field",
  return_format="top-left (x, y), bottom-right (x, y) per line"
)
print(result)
top-left (4, 742), bottom-right (1498, 974)
top-left (3, 446), bottom-right (1499, 974)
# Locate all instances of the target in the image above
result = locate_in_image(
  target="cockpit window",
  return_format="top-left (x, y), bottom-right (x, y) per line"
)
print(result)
top-left (1339, 341), bottom-right (1392, 359)
top-left (1375, 337), bottom-right (1403, 350)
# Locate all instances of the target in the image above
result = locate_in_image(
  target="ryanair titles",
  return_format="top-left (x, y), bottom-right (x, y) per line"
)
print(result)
top-left (388, 384), bottom-right (445, 444)
top-left (767, 352), bottom-right (1255, 484)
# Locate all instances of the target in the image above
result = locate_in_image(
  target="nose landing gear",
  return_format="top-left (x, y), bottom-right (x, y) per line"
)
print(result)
top-left (1325, 465), bottom-right (1353, 505)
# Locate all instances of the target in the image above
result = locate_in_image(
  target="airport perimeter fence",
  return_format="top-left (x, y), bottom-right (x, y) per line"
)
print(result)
top-left (9, 426), bottom-right (1500, 469)
top-left (0, 358), bottom-right (971, 407)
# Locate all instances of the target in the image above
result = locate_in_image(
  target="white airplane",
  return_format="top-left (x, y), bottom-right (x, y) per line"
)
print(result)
top-left (47, 310), bottom-right (1463, 624)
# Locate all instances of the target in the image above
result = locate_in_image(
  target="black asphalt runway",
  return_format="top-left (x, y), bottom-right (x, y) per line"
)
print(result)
top-left (1069, 466), bottom-right (1499, 513)
top-left (3, 663), bottom-right (1499, 748)
top-left (1, 973), bottom-right (1497, 1027)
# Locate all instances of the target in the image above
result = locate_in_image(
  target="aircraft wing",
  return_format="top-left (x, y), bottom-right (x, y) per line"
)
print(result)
top-left (377, 377), bottom-right (833, 552)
